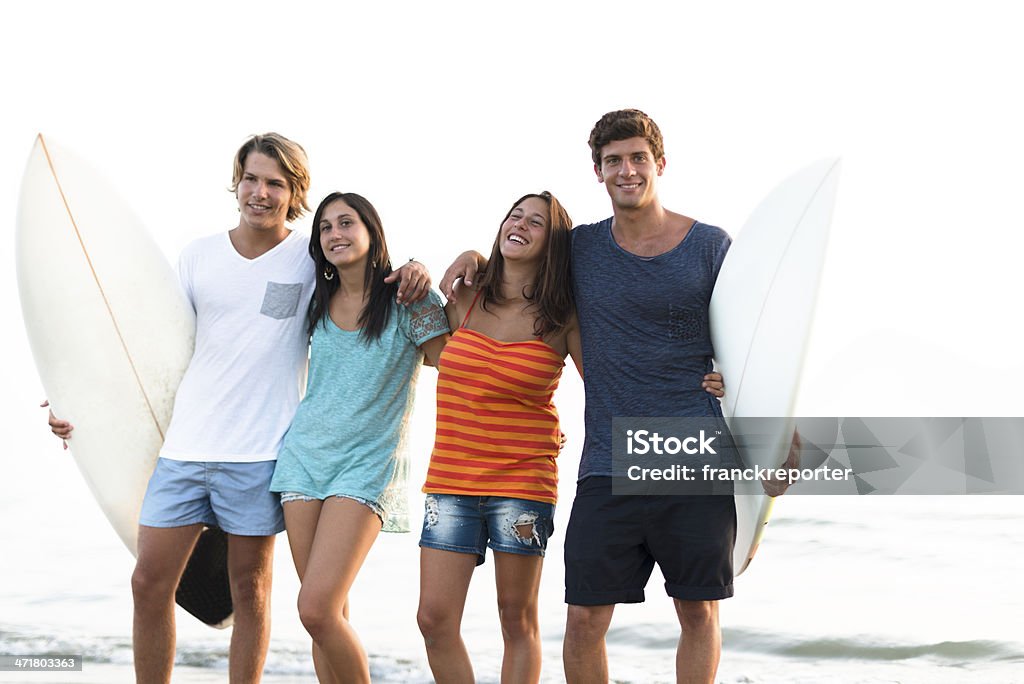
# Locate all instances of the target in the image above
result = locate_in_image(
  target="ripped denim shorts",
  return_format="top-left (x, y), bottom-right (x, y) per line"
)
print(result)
top-left (418, 494), bottom-right (555, 565)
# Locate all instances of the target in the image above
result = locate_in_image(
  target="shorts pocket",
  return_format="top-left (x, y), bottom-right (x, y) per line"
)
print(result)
top-left (260, 282), bottom-right (302, 319)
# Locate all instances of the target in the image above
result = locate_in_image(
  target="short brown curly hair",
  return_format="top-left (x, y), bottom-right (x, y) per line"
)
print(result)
top-left (588, 109), bottom-right (665, 167)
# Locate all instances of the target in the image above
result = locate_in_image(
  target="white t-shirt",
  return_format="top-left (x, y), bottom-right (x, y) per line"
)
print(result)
top-left (160, 230), bottom-right (315, 463)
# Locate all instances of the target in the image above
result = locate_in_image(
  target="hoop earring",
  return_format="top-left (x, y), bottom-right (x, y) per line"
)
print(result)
top-left (323, 267), bottom-right (335, 281)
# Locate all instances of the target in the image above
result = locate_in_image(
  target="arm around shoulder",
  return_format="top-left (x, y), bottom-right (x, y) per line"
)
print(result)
top-left (440, 250), bottom-right (488, 301)
top-left (385, 259), bottom-right (431, 304)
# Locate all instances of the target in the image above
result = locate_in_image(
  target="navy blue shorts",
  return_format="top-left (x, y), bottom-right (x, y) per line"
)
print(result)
top-left (564, 477), bottom-right (735, 605)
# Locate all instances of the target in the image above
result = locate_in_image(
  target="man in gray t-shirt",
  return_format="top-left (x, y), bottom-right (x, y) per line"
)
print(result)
top-left (558, 109), bottom-right (734, 684)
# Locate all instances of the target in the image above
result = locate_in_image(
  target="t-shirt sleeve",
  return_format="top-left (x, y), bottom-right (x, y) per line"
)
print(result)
top-left (176, 248), bottom-right (197, 312)
top-left (710, 230), bottom-right (732, 283)
top-left (403, 290), bottom-right (450, 346)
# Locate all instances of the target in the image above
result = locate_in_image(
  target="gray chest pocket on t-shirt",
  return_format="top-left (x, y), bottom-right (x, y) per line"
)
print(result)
top-left (260, 282), bottom-right (303, 320)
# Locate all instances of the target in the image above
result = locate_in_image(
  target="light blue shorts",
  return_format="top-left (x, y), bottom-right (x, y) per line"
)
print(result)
top-left (418, 494), bottom-right (555, 566)
top-left (139, 458), bottom-right (284, 536)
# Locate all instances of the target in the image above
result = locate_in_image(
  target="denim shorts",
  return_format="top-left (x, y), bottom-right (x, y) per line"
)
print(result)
top-left (418, 494), bottom-right (555, 565)
top-left (139, 458), bottom-right (284, 536)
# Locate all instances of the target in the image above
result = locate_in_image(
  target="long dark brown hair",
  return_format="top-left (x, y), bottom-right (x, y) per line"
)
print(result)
top-left (306, 192), bottom-right (396, 342)
top-left (476, 191), bottom-right (574, 338)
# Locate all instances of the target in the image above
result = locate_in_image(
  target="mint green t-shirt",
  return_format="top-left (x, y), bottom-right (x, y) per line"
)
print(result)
top-left (270, 291), bottom-right (448, 532)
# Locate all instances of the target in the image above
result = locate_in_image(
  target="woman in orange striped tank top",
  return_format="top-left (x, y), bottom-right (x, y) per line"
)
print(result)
top-left (416, 191), bottom-right (581, 683)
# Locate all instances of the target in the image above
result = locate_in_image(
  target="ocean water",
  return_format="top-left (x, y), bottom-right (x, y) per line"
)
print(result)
top-left (2, 374), bottom-right (1023, 683)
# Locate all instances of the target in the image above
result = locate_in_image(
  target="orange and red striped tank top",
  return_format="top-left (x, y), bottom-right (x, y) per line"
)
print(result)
top-left (423, 292), bottom-right (564, 504)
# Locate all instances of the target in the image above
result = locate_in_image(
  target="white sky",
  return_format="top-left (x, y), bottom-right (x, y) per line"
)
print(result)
top-left (5, 1), bottom-right (1023, 419)
top-left (1, 0), bottom-right (1022, 669)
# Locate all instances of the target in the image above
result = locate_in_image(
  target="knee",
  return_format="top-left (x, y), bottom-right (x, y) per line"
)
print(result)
top-left (497, 598), bottom-right (537, 642)
top-left (416, 603), bottom-right (459, 645)
top-left (230, 566), bottom-right (272, 614)
top-left (131, 563), bottom-right (176, 609)
top-left (297, 591), bottom-right (336, 643)
top-left (565, 605), bottom-right (611, 647)
top-left (674, 600), bottom-right (718, 633)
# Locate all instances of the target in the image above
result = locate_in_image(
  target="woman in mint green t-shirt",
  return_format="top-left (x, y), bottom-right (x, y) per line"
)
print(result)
top-left (270, 192), bottom-right (449, 684)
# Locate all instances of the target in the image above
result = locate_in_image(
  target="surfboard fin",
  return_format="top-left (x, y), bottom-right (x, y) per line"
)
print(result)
top-left (175, 527), bottom-right (234, 629)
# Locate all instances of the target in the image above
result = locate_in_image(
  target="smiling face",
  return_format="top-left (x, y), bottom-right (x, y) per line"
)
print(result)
top-left (595, 136), bottom-right (666, 211)
top-left (236, 152), bottom-right (293, 232)
top-left (318, 198), bottom-right (371, 271)
top-left (499, 196), bottom-right (550, 265)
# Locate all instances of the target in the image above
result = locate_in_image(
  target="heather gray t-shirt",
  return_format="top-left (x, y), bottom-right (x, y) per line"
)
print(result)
top-left (572, 218), bottom-right (732, 480)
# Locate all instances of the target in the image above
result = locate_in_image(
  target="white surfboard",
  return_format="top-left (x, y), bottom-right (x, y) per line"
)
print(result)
top-left (17, 135), bottom-right (231, 626)
top-left (710, 158), bottom-right (841, 575)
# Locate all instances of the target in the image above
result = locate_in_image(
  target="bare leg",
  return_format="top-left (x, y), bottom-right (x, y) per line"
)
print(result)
top-left (131, 524), bottom-right (203, 684)
top-left (673, 599), bottom-right (720, 684)
top-left (563, 603), bottom-right (615, 684)
top-left (291, 498), bottom-right (381, 684)
top-left (416, 547), bottom-right (477, 683)
top-left (493, 552), bottom-right (544, 684)
top-left (284, 499), bottom-right (340, 683)
top-left (226, 533), bottom-right (276, 684)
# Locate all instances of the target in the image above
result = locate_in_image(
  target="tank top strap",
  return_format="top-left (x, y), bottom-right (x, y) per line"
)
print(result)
top-left (460, 289), bottom-right (484, 329)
